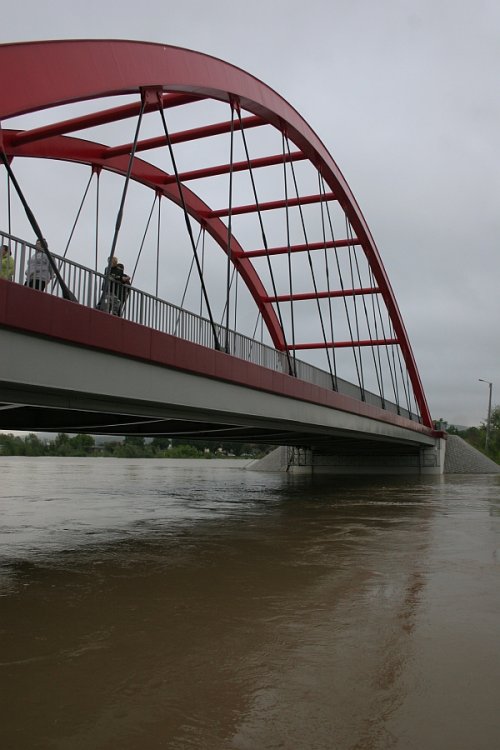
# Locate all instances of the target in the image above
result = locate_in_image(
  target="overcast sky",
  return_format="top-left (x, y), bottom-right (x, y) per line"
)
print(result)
top-left (2, 0), bottom-right (499, 426)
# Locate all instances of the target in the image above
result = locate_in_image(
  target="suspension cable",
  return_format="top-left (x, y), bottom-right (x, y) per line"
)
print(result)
top-left (62, 170), bottom-right (95, 259)
top-left (155, 92), bottom-right (221, 351)
top-left (155, 195), bottom-right (161, 298)
top-left (200, 227), bottom-right (205, 317)
top-left (224, 102), bottom-right (236, 353)
top-left (323, 196), bottom-right (364, 394)
top-left (104, 92), bottom-right (147, 287)
top-left (131, 194), bottom-right (158, 282)
top-left (283, 133), bottom-right (297, 376)
top-left (219, 265), bottom-right (237, 329)
top-left (7, 171), bottom-right (11, 236)
top-left (368, 265), bottom-right (400, 410)
top-left (285, 136), bottom-right (335, 384)
top-left (95, 169), bottom-right (100, 275)
top-left (233, 270), bottom-right (239, 333)
top-left (246, 309), bottom-right (262, 361)
top-left (347, 220), bottom-right (385, 403)
top-left (319, 175), bottom-right (338, 389)
top-left (0, 148), bottom-right (76, 302)
top-left (237, 110), bottom-right (294, 375)
top-left (391, 318), bottom-right (412, 415)
top-left (174, 226), bottom-right (203, 336)
top-left (345, 216), bottom-right (365, 397)
top-left (367, 265), bottom-right (386, 404)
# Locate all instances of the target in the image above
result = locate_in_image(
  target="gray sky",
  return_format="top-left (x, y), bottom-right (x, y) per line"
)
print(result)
top-left (2, 0), bottom-right (499, 426)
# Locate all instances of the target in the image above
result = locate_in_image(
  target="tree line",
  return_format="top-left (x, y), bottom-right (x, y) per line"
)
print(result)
top-left (0, 432), bottom-right (272, 459)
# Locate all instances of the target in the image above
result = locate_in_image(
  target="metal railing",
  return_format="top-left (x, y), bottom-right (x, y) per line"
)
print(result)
top-left (0, 230), bottom-right (421, 422)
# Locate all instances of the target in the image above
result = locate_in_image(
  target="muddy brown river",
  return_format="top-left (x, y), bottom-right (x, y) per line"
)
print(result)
top-left (1, 457), bottom-right (499, 749)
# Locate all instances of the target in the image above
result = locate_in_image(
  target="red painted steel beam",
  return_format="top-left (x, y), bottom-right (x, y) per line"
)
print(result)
top-left (11, 93), bottom-right (201, 146)
top-left (243, 237), bottom-right (360, 259)
top-left (264, 286), bottom-right (380, 303)
top-left (163, 150), bottom-right (305, 184)
top-left (1, 129), bottom-right (286, 349)
top-left (0, 40), bottom-right (432, 426)
top-left (288, 338), bottom-right (399, 350)
top-left (104, 114), bottom-right (264, 159)
top-left (204, 191), bottom-right (336, 219)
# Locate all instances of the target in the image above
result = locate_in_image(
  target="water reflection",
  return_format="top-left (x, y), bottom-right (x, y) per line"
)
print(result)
top-left (1, 459), bottom-right (499, 749)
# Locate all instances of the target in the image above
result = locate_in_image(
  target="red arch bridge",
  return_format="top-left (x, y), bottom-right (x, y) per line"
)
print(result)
top-left (0, 40), bottom-right (444, 473)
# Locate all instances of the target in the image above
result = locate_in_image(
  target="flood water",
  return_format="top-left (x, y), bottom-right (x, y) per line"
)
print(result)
top-left (1, 457), bottom-right (499, 750)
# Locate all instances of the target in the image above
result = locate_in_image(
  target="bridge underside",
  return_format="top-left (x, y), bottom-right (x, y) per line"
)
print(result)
top-left (0, 284), bottom-right (439, 472)
top-left (0, 386), bottom-right (427, 454)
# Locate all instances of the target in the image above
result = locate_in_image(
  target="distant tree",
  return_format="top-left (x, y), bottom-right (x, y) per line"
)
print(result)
top-left (0, 432), bottom-right (26, 455)
top-left (151, 436), bottom-right (172, 452)
top-left (167, 443), bottom-right (203, 458)
top-left (115, 435), bottom-right (153, 458)
top-left (51, 432), bottom-right (72, 456)
top-left (24, 433), bottom-right (45, 456)
top-left (69, 433), bottom-right (95, 455)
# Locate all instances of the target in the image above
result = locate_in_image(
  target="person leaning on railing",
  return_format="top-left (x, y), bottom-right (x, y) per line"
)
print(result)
top-left (114, 262), bottom-right (131, 317)
top-left (1, 244), bottom-right (14, 280)
top-left (24, 239), bottom-right (53, 291)
top-left (97, 256), bottom-right (131, 316)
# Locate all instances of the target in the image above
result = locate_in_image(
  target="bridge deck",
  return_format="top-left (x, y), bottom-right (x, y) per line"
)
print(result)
top-left (0, 280), bottom-right (437, 448)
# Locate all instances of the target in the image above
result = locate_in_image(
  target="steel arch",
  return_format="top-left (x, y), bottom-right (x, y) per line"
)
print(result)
top-left (0, 39), bottom-right (432, 427)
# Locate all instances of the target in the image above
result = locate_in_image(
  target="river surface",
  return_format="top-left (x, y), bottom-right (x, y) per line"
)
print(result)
top-left (1, 457), bottom-right (499, 750)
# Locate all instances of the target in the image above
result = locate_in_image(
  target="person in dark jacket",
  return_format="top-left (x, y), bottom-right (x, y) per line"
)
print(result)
top-left (113, 262), bottom-right (131, 316)
top-left (97, 256), bottom-right (130, 316)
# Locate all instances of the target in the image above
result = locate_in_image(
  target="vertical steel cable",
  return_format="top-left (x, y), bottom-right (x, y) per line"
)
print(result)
top-left (95, 170), bottom-right (100, 275)
top-left (282, 133), bottom-right (297, 376)
top-left (7, 172), bottom-right (11, 236)
top-left (62, 170), bottom-right (94, 259)
top-left (391, 319), bottom-right (412, 415)
top-left (347, 220), bottom-right (385, 403)
top-left (236, 110), bottom-right (294, 375)
top-left (284, 136), bottom-right (335, 384)
top-left (367, 265), bottom-right (386, 403)
top-left (200, 227), bottom-right (205, 317)
top-left (319, 175), bottom-right (338, 390)
top-left (323, 199), bottom-right (364, 394)
top-left (155, 195), bottom-right (161, 298)
top-left (0, 148), bottom-right (76, 302)
top-left (175, 226), bottom-right (203, 336)
top-left (106, 94), bottom-right (147, 279)
top-left (346, 216), bottom-right (365, 397)
top-left (225, 102), bottom-right (236, 353)
top-left (131, 194), bottom-right (157, 282)
top-left (369, 265), bottom-right (400, 411)
top-left (233, 271), bottom-right (238, 333)
top-left (156, 94), bottom-right (220, 350)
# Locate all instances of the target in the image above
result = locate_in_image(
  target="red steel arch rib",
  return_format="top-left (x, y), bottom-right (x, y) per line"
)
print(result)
top-left (0, 39), bottom-right (432, 427)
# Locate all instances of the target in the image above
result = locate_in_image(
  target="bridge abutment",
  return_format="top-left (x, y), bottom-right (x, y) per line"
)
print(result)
top-left (249, 439), bottom-right (447, 475)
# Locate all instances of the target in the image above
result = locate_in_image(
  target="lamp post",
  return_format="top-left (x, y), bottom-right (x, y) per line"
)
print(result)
top-left (479, 379), bottom-right (493, 451)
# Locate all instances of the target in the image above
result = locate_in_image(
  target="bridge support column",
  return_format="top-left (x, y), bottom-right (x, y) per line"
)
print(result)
top-left (419, 437), bottom-right (446, 474)
top-left (254, 438), bottom-right (447, 475)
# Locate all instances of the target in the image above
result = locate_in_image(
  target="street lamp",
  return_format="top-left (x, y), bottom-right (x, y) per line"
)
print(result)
top-left (479, 379), bottom-right (493, 451)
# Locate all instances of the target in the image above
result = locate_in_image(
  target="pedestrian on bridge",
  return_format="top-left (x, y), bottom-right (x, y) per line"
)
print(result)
top-left (114, 262), bottom-right (131, 316)
top-left (1, 245), bottom-right (14, 281)
top-left (24, 239), bottom-right (53, 291)
top-left (97, 256), bottom-right (131, 316)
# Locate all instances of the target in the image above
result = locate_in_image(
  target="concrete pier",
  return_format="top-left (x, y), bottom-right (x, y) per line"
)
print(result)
top-left (248, 435), bottom-right (500, 475)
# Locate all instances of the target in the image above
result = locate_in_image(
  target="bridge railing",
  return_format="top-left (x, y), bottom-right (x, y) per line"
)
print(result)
top-left (0, 231), bottom-right (420, 422)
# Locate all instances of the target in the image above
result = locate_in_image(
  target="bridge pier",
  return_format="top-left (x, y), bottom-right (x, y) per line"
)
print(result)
top-left (250, 439), bottom-right (447, 475)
